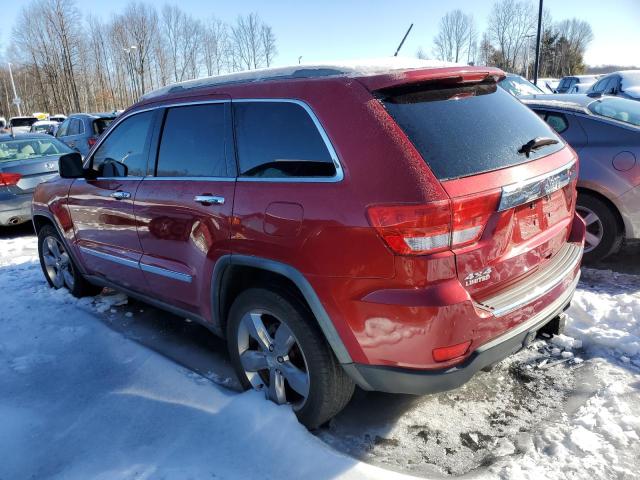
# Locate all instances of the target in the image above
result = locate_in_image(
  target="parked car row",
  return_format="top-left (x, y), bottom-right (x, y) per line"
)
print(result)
top-left (30, 62), bottom-right (588, 428)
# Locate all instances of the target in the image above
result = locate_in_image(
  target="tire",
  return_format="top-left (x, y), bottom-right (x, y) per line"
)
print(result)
top-left (576, 193), bottom-right (623, 263)
top-left (227, 287), bottom-right (355, 429)
top-left (37, 224), bottom-right (102, 297)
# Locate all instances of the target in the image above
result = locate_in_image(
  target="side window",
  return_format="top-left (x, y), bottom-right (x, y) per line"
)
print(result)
top-left (67, 119), bottom-right (80, 136)
top-left (156, 104), bottom-right (228, 177)
top-left (234, 102), bottom-right (335, 178)
top-left (91, 111), bottom-right (155, 177)
top-left (56, 119), bottom-right (69, 137)
top-left (545, 113), bottom-right (569, 134)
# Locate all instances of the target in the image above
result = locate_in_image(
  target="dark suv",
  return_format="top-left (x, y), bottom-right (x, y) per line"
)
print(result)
top-left (33, 63), bottom-right (585, 427)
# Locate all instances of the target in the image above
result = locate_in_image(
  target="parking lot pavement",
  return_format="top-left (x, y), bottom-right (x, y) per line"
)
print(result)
top-left (2, 224), bottom-right (639, 479)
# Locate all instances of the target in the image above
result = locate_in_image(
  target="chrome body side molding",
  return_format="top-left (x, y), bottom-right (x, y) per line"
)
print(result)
top-left (79, 246), bottom-right (192, 283)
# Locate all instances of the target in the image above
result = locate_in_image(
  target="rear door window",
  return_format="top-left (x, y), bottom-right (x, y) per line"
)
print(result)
top-left (156, 104), bottom-right (229, 177)
top-left (380, 82), bottom-right (563, 180)
top-left (233, 101), bottom-right (336, 178)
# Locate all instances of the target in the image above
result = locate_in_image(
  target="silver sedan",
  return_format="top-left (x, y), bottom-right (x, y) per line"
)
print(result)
top-left (0, 133), bottom-right (72, 226)
top-left (523, 94), bottom-right (640, 262)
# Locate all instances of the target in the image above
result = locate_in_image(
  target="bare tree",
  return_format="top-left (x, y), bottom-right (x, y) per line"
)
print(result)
top-left (433, 10), bottom-right (473, 63)
top-left (261, 25), bottom-right (277, 68)
top-left (1, 1), bottom-right (279, 116)
top-left (202, 17), bottom-right (229, 76)
top-left (487, 0), bottom-right (536, 71)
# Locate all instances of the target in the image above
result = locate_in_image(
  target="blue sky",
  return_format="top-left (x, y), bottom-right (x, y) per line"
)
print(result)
top-left (3, 0), bottom-right (639, 67)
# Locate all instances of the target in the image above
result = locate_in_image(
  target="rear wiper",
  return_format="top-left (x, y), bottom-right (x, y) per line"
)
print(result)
top-left (518, 137), bottom-right (559, 158)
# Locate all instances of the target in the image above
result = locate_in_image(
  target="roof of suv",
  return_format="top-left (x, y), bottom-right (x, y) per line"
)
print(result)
top-left (140, 58), bottom-right (504, 101)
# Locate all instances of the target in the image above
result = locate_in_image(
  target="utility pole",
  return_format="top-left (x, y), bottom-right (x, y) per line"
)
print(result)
top-left (533, 0), bottom-right (543, 85)
top-left (7, 63), bottom-right (22, 116)
top-left (394, 24), bottom-right (414, 57)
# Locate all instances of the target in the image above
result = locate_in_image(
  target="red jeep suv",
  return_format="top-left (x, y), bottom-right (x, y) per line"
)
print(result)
top-left (32, 62), bottom-right (585, 428)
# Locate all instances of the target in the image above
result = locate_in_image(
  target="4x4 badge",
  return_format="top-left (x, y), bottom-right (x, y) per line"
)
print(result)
top-left (464, 267), bottom-right (492, 286)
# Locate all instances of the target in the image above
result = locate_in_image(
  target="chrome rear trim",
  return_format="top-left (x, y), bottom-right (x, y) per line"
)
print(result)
top-left (498, 160), bottom-right (577, 212)
top-left (478, 273), bottom-right (579, 352)
top-left (478, 242), bottom-right (583, 317)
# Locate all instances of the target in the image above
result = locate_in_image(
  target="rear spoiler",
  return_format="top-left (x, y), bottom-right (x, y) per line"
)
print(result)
top-left (357, 66), bottom-right (506, 93)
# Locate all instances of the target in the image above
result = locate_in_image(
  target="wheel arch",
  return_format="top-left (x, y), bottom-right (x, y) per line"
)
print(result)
top-left (212, 255), bottom-right (352, 364)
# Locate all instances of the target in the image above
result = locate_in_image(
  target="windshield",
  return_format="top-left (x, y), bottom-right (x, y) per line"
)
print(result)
top-left (380, 82), bottom-right (563, 180)
top-left (589, 97), bottom-right (640, 126)
top-left (0, 138), bottom-right (72, 162)
top-left (10, 118), bottom-right (38, 128)
top-left (499, 76), bottom-right (544, 96)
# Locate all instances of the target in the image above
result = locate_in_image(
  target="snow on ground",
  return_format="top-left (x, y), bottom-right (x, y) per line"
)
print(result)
top-left (1, 229), bottom-right (639, 479)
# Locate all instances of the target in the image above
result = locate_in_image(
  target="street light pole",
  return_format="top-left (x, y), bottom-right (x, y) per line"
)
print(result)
top-left (7, 63), bottom-right (22, 116)
top-left (533, 0), bottom-right (544, 85)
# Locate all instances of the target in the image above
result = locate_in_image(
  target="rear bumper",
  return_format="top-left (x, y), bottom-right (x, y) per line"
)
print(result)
top-left (343, 271), bottom-right (579, 394)
top-left (0, 193), bottom-right (32, 225)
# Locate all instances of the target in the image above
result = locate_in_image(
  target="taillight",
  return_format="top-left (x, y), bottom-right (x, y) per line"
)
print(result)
top-left (367, 190), bottom-right (500, 255)
top-left (451, 190), bottom-right (501, 248)
top-left (0, 173), bottom-right (21, 186)
top-left (433, 340), bottom-right (472, 362)
top-left (88, 137), bottom-right (97, 148)
top-left (367, 201), bottom-right (451, 255)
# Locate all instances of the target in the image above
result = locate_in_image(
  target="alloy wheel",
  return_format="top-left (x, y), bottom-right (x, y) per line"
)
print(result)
top-left (576, 205), bottom-right (604, 254)
top-left (42, 235), bottom-right (75, 290)
top-left (236, 309), bottom-right (310, 409)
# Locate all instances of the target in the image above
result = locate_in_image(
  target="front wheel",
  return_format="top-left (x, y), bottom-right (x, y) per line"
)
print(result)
top-left (37, 224), bottom-right (102, 297)
top-left (227, 288), bottom-right (355, 428)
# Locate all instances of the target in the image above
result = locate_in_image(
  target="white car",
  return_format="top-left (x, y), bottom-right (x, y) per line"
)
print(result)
top-left (8, 116), bottom-right (39, 133)
top-left (587, 70), bottom-right (640, 100)
top-left (49, 114), bottom-right (67, 123)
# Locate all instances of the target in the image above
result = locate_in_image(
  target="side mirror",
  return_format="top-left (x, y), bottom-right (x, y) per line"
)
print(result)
top-left (58, 152), bottom-right (84, 178)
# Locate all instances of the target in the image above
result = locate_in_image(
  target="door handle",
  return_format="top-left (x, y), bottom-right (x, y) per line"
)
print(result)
top-left (194, 195), bottom-right (225, 205)
top-left (111, 191), bottom-right (131, 200)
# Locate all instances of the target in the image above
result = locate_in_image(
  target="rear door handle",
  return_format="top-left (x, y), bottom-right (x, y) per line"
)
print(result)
top-left (194, 195), bottom-right (225, 205)
top-left (111, 191), bottom-right (131, 200)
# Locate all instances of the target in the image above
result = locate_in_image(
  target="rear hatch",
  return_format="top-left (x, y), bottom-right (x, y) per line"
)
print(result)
top-left (378, 78), bottom-right (577, 300)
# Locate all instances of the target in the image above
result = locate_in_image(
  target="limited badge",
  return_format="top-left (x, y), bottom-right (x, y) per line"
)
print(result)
top-left (464, 267), bottom-right (492, 286)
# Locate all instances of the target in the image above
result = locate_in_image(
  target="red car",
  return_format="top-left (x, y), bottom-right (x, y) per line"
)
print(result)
top-left (32, 62), bottom-right (585, 428)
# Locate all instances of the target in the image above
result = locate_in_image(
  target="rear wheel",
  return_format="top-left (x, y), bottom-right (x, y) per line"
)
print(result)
top-left (37, 224), bottom-right (102, 297)
top-left (227, 288), bottom-right (354, 428)
top-left (576, 193), bottom-right (623, 263)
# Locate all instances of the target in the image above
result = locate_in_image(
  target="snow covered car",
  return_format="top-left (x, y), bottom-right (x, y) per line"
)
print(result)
top-left (586, 70), bottom-right (640, 101)
top-left (556, 75), bottom-right (599, 94)
top-left (499, 73), bottom-right (544, 96)
top-left (537, 78), bottom-right (560, 94)
top-left (30, 121), bottom-right (58, 136)
top-left (0, 134), bottom-right (72, 226)
top-left (523, 94), bottom-right (640, 262)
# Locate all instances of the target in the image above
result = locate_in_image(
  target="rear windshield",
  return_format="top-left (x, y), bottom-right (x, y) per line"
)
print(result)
top-left (93, 118), bottom-right (115, 135)
top-left (0, 138), bottom-right (72, 162)
top-left (10, 118), bottom-right (38, 127)
top-left (380, 82), bottom-right (564, 180)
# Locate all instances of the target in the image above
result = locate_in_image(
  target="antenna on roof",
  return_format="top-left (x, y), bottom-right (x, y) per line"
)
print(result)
top-left (393, 23), bottom-right (413, 57)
